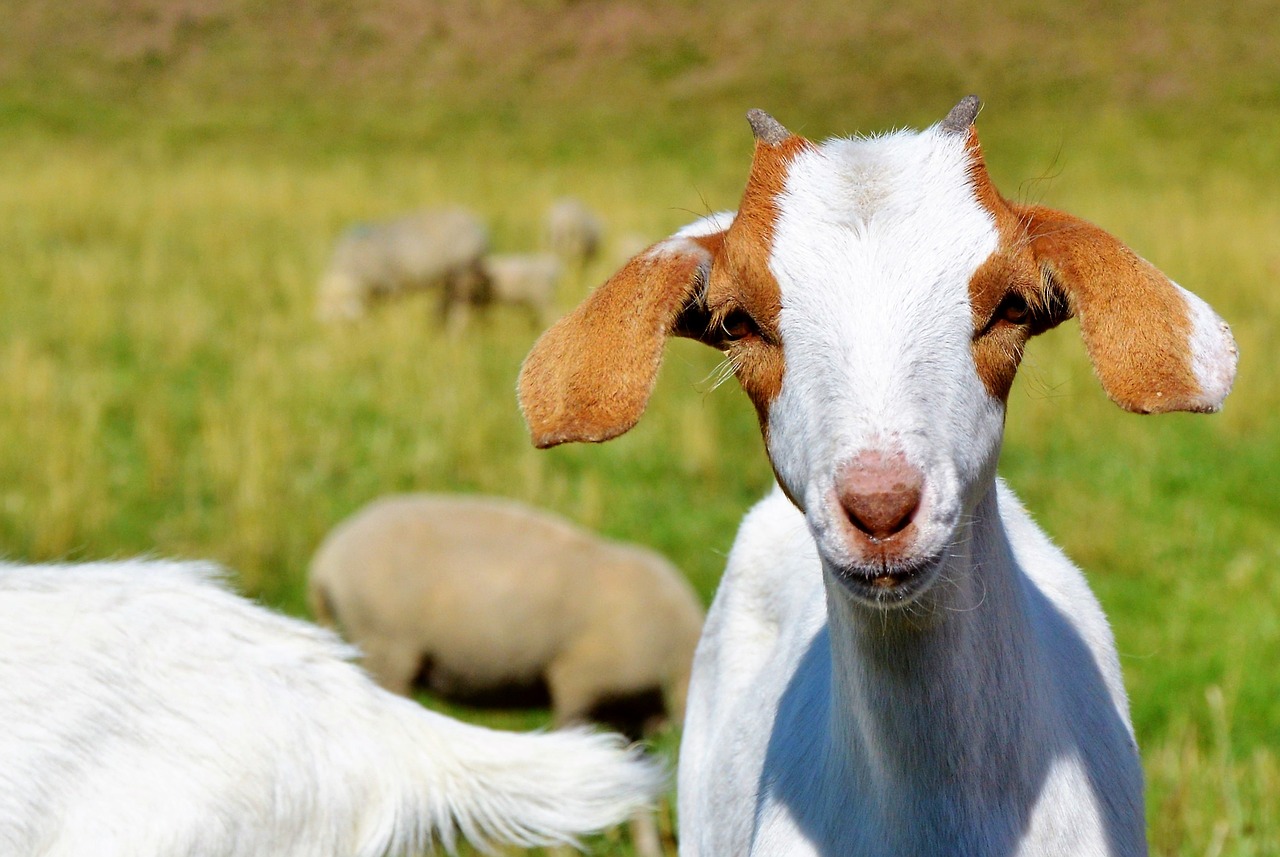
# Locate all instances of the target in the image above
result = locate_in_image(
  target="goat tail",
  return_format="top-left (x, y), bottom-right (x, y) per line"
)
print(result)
top-left (363, 694), bottom-right (666, 856)
top-left (297, 575), bottom-right (662, 853)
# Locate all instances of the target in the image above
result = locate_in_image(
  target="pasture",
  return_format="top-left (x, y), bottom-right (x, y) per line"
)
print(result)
top-left (0, 1), bottom-right (1276, 853)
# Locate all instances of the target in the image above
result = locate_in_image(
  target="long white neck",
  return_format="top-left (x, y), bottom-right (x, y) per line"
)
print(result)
top-left (822, 486), bottom-right (1051, 843)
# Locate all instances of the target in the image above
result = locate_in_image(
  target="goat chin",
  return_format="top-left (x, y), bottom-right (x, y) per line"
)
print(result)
top-left (824, 552), bottom-right (945, 607)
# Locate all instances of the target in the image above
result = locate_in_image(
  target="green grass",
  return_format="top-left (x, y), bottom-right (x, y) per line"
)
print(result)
top-left (0, 1), bottom-right (1277, 853)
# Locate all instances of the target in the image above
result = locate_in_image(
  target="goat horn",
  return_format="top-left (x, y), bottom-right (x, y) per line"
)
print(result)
top-left (747, 109), bottom-right (790, 146)
top-left (940, 95), bottom-right (981, 135)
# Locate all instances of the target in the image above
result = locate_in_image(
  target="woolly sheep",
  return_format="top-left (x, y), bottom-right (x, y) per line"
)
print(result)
top-left (308, 494), bottom-right (705, 739)
top-left (545, 198), bottom-right (604, 267)
top-left (0, 558), bottom-right (663, 857)
top-left (317, 207), bottom-right (490, 325)
top-left (480, 252), bottom-right (563, 326)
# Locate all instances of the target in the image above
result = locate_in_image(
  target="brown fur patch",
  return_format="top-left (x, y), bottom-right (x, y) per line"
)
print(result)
top-left (962, 129), bottom-right (1201, 412)
top-left (963, 132), bottom-right (1058, 400)
top-left (518, 129), bottom-right (810, 450)
top-left (704, 134), bottom-right (811, 432)
top-left (518, 237), bottom-right (718, 448)
top-left (968, 250), bottom-right (1038, 400)
top-left (1016, 204), bottom-right (1200, 413)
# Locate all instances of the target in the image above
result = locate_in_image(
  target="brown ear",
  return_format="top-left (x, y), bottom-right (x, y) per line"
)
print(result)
top-left (1018, 204), bottom-right (1237, 414)
top-left (518, 228), bottom-right (726, 448)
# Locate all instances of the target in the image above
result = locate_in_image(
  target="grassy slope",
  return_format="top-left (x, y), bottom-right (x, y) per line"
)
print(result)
top-left (0, 1), bottom-right (1276, 853)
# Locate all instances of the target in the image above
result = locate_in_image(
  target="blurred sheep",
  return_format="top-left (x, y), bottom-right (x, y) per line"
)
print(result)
top-left (545, 197), bottom-right (604, 267)
top-left (308, 494), bottom-right (705, 739)
top-left (317, 207), bottom-right (490, 326)
top-left (481, 252), bottom-right (563, 326)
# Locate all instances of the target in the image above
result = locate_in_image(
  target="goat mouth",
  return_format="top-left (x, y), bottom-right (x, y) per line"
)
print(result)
top-left (828, 555), bottom-right (942, 605)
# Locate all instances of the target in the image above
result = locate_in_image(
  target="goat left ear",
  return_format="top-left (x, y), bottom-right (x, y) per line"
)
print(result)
top-left (519, 228), bottom-right (726, 448)
top-left (1017, 204), bottom-right (1238, 413)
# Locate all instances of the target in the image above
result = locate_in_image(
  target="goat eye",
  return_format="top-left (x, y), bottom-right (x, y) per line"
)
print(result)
top-left (720, 309), bottom-right (760, 341)
top-left (995, 293), bottom-right (1031, 326)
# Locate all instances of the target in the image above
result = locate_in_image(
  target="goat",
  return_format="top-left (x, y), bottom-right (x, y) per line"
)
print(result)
top-left (516, 97), bottom-right (1238, 855)
top-left (0, 559), bottom-right (663, 857)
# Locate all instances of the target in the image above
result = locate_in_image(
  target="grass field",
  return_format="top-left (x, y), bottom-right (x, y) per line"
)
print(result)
top-left (0, 1), bottom-right (1277, 853)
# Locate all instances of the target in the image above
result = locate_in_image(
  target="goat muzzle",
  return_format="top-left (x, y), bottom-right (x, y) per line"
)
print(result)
top-left (835, 451), bottom-right (924, 543)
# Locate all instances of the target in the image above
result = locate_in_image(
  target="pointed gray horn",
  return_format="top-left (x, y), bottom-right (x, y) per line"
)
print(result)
top-left (940, 95), bottom-right (981, 135)
top-left (747, 109), bottom-right (790, 146)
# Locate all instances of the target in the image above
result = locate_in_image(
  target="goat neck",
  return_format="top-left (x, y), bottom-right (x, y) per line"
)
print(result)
top-left (823, 486), bottom-right (1046, 831)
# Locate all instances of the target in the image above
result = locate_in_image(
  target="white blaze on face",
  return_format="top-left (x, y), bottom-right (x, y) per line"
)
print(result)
top-left (762, 129), bottom-right (1005, 567)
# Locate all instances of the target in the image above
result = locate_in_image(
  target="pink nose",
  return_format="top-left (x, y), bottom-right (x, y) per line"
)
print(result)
top-left (836, 451), bottom-right (924, 541)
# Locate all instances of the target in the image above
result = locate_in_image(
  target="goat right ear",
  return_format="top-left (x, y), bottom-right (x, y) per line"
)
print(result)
top-left (518, 228), bottom-right (726, 448)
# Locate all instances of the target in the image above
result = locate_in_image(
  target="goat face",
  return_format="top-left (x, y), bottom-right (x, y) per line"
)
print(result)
top-left (519, 97), bottom-right (1237, 607)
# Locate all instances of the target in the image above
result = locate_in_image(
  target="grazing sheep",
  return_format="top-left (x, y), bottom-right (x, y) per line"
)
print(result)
top-left (481, 252), bottom-right (563, 326)
top-left (317, 207), bottom-right (490, 326)
top-left (308, 493), bottom-right (705, 740)
top-left (0, 558), bottom-right (663, 857)
top-left (517, 98), bottom-right (1238, 855)
top-left (546, 198), bottom-right (604, 267)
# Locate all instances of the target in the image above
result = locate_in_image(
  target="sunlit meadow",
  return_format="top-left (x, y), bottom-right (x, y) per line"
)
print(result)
top-left (1, 1), bottom-right (1277, 853)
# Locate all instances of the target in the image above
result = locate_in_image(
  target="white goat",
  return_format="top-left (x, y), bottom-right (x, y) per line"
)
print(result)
top-left (517, 97), bottom-right (1238, 856)
top-left (0, 559), bottom-right (663, 857)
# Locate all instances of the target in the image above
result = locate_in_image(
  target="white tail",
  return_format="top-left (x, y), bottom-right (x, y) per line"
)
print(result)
top-left (0, 560), bottom-right (663, 857)
top-left (393, 712), bottom-right (665, 853)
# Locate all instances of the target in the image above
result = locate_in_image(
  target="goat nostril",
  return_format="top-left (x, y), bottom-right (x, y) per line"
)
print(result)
top-left (843, 493), bottom-right (919, 539)
top-left (836, 453), bottom-right (924, 541)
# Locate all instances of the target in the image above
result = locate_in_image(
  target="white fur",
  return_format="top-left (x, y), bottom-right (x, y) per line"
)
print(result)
top-left (0, 559), bottom-right (663, 857)
top-left (677, 124), bottom-right (1150, 855)
top-left (766, 131), bottom-right (1004, 559)
top-left (1174, 281), bottom-right (1238, 411)
top-left (644, 211), bottom-right (735, 263)
top-left (674, 211), bottom-right (736, 239)
top-left (680, 485), bottom-right (1143, 856)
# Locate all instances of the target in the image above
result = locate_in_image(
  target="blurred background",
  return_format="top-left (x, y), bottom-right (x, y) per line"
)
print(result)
top-left (0, 1), bottom-right (1276, 853)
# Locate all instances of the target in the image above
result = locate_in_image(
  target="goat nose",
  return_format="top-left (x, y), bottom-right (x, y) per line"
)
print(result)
top-left (836, 452), bottom-right (924, 540)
